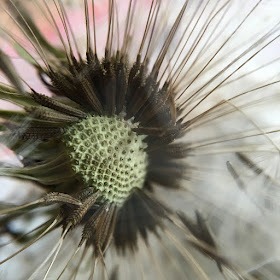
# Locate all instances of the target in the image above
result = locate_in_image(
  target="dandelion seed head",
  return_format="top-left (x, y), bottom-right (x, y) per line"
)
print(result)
top-left (0, 0), bottom-right (280, 279)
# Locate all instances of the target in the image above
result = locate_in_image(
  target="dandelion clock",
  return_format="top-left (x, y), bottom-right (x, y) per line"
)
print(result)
top-left (0, 0), bottom-right (280, 279)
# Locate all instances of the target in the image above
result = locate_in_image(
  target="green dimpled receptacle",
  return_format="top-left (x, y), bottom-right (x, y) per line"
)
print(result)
top-left (63, 115), bottom-right (148, 204)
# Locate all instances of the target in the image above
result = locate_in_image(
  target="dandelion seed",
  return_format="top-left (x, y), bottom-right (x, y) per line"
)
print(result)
top-left (0, 0), bottom-right (280, 279)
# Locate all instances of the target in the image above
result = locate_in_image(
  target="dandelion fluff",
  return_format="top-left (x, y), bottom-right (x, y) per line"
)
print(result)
top-left (0, 0), bottom-right (280, 279)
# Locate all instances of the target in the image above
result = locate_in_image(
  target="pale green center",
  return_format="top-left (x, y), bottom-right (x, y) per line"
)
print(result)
top-left (62, 115), bottom-right (148, 204)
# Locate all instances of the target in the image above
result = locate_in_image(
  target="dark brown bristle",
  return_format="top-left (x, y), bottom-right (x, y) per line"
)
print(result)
top-left (30, 90), bottom-right (87, 118)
